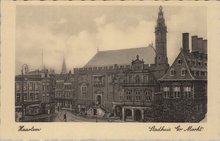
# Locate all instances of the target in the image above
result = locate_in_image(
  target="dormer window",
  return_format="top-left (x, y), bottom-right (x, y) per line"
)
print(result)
top-left (170, 68), bottom-right (175, 76)
top-left (181, 68), bottom-right (187, 76)
top-left (178, 59), bottom-right (182, 65)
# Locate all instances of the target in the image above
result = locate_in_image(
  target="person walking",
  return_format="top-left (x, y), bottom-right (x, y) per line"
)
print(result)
top-left (63, 112), bottom-right (67, 122)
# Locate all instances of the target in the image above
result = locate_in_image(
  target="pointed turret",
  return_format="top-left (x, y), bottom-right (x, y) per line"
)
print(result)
top-left (61, 57), bottom-right (67, 74)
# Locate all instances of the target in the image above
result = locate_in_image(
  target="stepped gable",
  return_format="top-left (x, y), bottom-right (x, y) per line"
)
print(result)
top-left (84, 47), bottom-right (155, 67)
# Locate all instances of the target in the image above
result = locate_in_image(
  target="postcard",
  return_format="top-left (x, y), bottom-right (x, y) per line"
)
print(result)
top-left (1, 0), bottom-right (220, 140)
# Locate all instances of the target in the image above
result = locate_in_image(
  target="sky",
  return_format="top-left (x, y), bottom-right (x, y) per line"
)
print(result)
top-left (15, 5), bottom-right (207, 74)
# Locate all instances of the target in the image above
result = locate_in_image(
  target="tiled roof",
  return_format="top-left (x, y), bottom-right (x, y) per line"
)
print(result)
top-left (85, 47), bottom-right (155, 67)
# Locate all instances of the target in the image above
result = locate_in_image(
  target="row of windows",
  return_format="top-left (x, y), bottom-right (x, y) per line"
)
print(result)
top-left (16, 93), bottom-right (39, 102)
top-left (163, 86), bottom-right (192, 99)
top-left (192, 71), bottom-right (207, 77)
top-left (16, 82), bottom-right (39, 91)
top-left (119, 90), bottom-right (152, 101)
top-left (119, 75), bottom-right (153, 84)
top-left (119, 94), bottom-right (152, 101)
top-left (178, 58), bottom-right (207, 67)
top-left (170, 68), bottom-right (187, 76)
top-left (42, 94), bottom-right (50, 102)
top-left (55, 91), bottom-right (72, 98)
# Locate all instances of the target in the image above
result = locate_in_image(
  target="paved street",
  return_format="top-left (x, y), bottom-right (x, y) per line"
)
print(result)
top-left (52, 109), bottom-right (111, 122)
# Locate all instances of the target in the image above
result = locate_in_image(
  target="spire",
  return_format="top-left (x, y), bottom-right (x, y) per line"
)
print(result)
top-left (156, 6), bottom-right (166, 29)
top-left (61, 57), bottom-right (67, 74)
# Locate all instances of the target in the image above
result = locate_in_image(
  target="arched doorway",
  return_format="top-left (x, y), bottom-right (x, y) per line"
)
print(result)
top-left (125, 109), bottom-right (132, 121)
top-left (96, 95), bottom-right (102, 105)
top-left (134, 109), bottom-right (142, 121)
top-left (115, 106), bottom-right (122, 118)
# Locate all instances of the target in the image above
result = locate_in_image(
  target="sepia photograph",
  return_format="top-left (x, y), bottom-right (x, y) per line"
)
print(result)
top-left (14, 5), bottom-right (207, 123)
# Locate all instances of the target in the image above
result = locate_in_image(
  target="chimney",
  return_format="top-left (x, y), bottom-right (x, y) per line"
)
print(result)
top-left (182, 33), bottom-right (189, 52)
top-left (203, 39), bottom-right (207, 54)
top-left (192, 36), bottom-right (198, 53)
top-left (198, 37), bottom-right (203, 54)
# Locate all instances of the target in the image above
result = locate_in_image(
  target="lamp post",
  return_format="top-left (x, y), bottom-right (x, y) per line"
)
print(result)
top-left (21, 64), bottom-right (28, 121)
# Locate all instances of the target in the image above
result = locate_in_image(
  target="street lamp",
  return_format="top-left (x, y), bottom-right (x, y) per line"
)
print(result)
top-left (21, 64), bottom-right (28, 121)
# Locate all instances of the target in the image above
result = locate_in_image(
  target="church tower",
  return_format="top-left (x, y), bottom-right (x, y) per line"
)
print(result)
top-left (61, 57), bottom-right (67, 74)
top-left (155, 6), bottom-right (168, 66)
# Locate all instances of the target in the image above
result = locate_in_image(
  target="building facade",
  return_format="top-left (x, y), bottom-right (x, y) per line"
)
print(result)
top-left (159, 33), bottom-right (207, 122)
top-left (72, 6), bottom-right (169, 121)
top-left (15, 68), bottom-right (56, 121)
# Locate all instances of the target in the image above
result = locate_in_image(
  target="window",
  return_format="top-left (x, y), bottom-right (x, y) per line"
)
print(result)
top-left (35, 83), bottom-right (39, 90)
top-left (119, 90), bottom-right (124, 101)
top-left (93, 75), bottom-right (105, 86)
top-left (128, 76), bottom-right (132, 83)
top-left (135, 91), bottom-right (141, 101)
top-left (29, 82), bottom-right (33, 91)
top-left (173, 87), bottom-right (180, 98)
top-left (183, 86), bottom-right (192, 98)
top-left (163, 87), bottom-right (170, 98)
top-left (181, 68), bottom-right (187, 76)
top-left (46, 94), bottom-right (49, 102)
top-left (126, 90), bottom-right (132, 101)
top-left (178, 59), bottom-right (182, 65)
top-left (16, 93), bottom-right (21, 102)
top-left (145, 90), bottom-right (151, 101)
top-left (23, 83), bottom-right (27, 91)
top-left (42, 94), bottom-right (46, 102)
top-left (16, 83), bottom-right (20, 91)
top-left (23, 93), bottom-right (27, 101)
top-left (30, 93), bottom-right (34, 101)
top-left (35, 93), bottom-right (39, 100)
top-left (144, 75), bottom-right (149, 83)
top-left (135, 75), bottom-right (140, 83)
top-left (81, 84), bottom-right (87, 96)
top-left (170, 68), bottom-right (175, 76)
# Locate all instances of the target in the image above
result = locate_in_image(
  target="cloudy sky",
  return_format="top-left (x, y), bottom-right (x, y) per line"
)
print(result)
top-left (16, 5), bottom-right (207, 74)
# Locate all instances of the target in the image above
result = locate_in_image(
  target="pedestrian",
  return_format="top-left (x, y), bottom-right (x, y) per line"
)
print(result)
top-left (63, 112), bottom-right (67, 122)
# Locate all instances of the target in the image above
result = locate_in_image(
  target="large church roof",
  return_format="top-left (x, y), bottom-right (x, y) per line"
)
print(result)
top-left (84, 47), bottom-right (155, 67)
